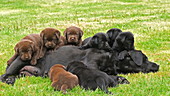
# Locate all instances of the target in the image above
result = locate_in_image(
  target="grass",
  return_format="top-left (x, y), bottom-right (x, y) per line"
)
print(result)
top-left (0, 0), bottom-right (170, 95)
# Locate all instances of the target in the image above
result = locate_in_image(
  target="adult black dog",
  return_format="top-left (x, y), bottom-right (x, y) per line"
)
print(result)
top-left (1, 46), bottom-right (118, 84)
top-left (66, 61), bottom-right (118, 94)
top-left (106, 28), bottom-right (122, 47)
top-left (116, 50), bottom-right (159, 74)
top-left (80, 32), bottom-right (112, 52)
top-left (1, 46), bottom-right (159, 85)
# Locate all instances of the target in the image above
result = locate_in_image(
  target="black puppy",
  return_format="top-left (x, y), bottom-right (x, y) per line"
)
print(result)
top-left (116, 50), bottom-right (159, 74)
top-left (66, 61), bottom-right (118, 94)
top-left (112, 31), bottom-right (135, 52)
top-left (112, 32), bottom-right (135, 60)
top-left (106, 28), bottom-right (122, 47)
top-left (80, 33), bottom-right (112, 51)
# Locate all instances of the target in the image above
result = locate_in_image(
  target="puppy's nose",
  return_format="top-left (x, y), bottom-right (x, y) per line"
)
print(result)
top-left (70, 37), bottom-right (75, 40)
top-left (25, 56), bottom-right (29, 59)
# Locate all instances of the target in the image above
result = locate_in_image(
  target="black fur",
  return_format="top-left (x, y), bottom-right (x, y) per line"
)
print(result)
top-left (106, 28), bottom-right (122, 47)
top-left (80, 33), bottom-right (112, 51)
top-left (66, 61), bottom-right (118, 94)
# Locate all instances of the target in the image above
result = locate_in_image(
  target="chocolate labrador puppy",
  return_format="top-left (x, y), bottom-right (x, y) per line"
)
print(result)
top-left (106, 28), bottom-right (122, 47)
top-left (40, 28), bottom-right (65, 51)
top-left (80, 33), bottom-right (112, 52)
top-left (64, 26), bottom-right (83, 46)
top-left (7, 34), bottom-right (44, 66)
top-left (49, 64), bottom-right (78, 94)
top-left (66, 61), bottom-right (117, 94)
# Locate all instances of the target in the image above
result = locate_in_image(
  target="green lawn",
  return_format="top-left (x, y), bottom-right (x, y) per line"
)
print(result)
top-left (0, 0), bottom-right (170, 96)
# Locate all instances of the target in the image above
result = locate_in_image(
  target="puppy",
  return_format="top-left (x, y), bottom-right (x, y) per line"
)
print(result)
top-left (106, 28), bottom-right (122, 47)
top-left (112, 32), bottom-right (135, 60)
top-left (49, 64), bottom-right (79, 94)
top-left (19, 66), bottom-right (41, 77)
top-left (40, 28), bottom-right (64, 51)
top-left (7, 34), bottom-right (44, 65)
top-left (64, 26), bottom-right (83, 46)
top-left (66, 61), bottom-right (118, 94)
top-left (112, 32), bottom-right (135, 52)
top-left (80, 33), bottom-right (112, 51)
top-left (116, 50), bottom-right (159, 74)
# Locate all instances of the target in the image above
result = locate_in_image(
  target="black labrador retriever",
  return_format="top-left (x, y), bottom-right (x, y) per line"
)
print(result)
top-left (80, 32), bottom-right (112, 51)
top-left (66, 61), bottom-right (118, 94)
top-left (1, 46), bottom-right (118, 84)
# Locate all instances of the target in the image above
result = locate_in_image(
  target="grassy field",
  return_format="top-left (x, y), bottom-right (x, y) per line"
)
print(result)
top-left (0, 0), bottom-right (169, 96)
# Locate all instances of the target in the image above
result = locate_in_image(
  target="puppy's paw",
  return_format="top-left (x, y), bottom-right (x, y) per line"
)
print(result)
top-left (30, 59), bottom-right (37, 65)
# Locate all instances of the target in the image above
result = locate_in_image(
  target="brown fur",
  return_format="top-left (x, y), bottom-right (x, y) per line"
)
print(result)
top-left (40, 28), bottom-right (65, 51)
top-left (7, 34), bottom-right (44, 65)
top-left (49, 64), bottom-right (79, 94)
top-left (64, 26), bottom-right (83, 46)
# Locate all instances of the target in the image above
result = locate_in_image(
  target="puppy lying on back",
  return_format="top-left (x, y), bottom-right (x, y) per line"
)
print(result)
top-left (80, 33), bottom-right (112, 51)
top-left (40, 28), bottom-right (65, 51)
top-left (7, 34), bottom-right (44, 65)
top-left (106, 28), bottom-right (122, 47)
top-left (66, 61), bottom-right (118, 94)
top-left (49, 64), bottom-right (79, 94)
top-left (64, 26), bottom-right (83, 46)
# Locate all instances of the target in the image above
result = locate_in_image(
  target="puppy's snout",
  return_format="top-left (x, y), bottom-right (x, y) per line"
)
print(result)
top-left (70, 37), bottom-right (76, 40)
top-left (45, 42), bottom-right (55, 48)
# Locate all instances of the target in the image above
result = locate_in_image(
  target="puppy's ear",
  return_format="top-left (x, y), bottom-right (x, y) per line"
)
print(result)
top-left (40, 30), bottom-right (44, 38)
top-left (129, 50), bottom-right (143, 66)
top-left (30, 41), bottom-right (36, 52)
top-left (64, 30), bottom-right (68, 40)
top-left (55, 30), bottom-right (61, 38)
top-left (91, 36), bottom-right (99, 45)
top-left (120, 35), bottom-right (126, 43)
top-left (14, 44), bottom-right (19, 54)
top-left (78, 29), bottom-right (83, 39)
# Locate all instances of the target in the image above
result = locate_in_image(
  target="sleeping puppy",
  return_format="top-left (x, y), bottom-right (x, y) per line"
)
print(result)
top-left (19, 65), bottom-right (41, 77)
top-left (112, 32), bottom-right (135, 60)
top-left (112, 31), bottom-right (135, 52)
top-left (106, 28), bottom-right (122, 47)
top-left (40, 28), bottom-right (65, 51)
top-left (80, 33), bottom-right (112, 51)
top-left (7, 34), bottom-right (44, 65)
top-left (116, 50), bottom-right (159, 74)
top-left (64, 26), bottom-right (83, 46)
top-left (66, 61), bottom-right (118, 94)
top-left (49, 64), bottom-right (79, 94)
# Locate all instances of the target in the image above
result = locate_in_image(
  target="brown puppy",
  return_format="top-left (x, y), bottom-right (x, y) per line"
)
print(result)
top-left (40, 28), bottom-right (64, 51)
top-left (49, 64), bottom-right (79, 94)
top-left (64, 26), bottom-right (83, 46)
top-left (7, 34), bottom-right (44, 65)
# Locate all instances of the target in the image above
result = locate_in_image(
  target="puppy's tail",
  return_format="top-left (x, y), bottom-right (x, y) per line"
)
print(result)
top-left (61, 84), bottom-right (68, 94)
